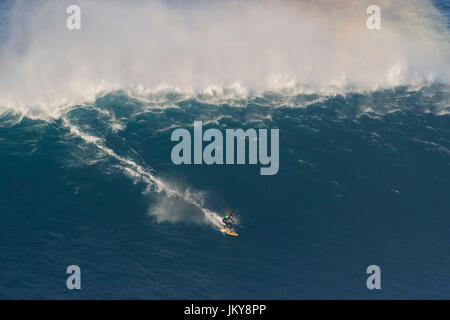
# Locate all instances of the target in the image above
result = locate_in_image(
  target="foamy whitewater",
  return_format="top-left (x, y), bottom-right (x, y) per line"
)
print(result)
top-left (0, 0), bottom-right (449, 299)
top-left (0, 0), bottom-right (449, 115)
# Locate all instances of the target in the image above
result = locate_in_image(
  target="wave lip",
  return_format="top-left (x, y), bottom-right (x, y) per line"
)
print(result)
top-left (0, 0), bottom-right (449, 115)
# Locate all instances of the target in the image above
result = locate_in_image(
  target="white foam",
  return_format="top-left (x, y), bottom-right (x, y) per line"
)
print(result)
top-left (62, 116), bottom-right (225, 231)
top-left (0, 0), bottom-right (448, 117)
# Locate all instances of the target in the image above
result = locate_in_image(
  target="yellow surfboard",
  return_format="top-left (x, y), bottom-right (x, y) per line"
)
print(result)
top-left (222, 227), bottom-right (239, 236)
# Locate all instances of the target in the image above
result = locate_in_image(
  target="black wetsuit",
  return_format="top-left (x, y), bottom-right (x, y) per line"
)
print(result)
top-left (223, 215), bottom-right (234, 230)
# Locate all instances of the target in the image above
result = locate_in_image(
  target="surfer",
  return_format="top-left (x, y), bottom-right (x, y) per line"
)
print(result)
top-left (222, 211), bottom-right (236, 231)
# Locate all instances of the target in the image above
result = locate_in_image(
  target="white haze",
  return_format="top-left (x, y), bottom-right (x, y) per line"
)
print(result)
top-left (0, 0), bottom-right (449, 117)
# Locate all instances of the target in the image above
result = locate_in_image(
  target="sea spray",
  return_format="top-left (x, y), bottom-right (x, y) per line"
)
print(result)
top-left (61, 117), bottom-right (225, 231)
top-left (0, 0), bottom-right (449, 114)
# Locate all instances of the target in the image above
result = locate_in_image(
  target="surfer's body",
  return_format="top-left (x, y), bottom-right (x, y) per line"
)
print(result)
top-left (222, 212), bottom-right (240, 236)
top-left (222, 212), bottom-right (235, 230)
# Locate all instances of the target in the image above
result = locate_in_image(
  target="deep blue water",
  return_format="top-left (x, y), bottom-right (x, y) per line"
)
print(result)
top-left (0, 0), bottom-right (450, 299)
top-left (1, 84), bottom-right (449, 299)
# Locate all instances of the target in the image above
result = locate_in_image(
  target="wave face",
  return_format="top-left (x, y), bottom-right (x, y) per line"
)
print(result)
top-left (1, 83), bottom-right (450, 298)
top-left (1, 0), bottom-right (450, 299)
top-left (0, 0), bottom-right (449, 116)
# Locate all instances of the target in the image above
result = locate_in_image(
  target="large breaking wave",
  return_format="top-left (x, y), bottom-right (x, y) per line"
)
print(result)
top-left (0, 0), bottom-right (449, 117)
top-left (0, 0), bottom-right (449, 234)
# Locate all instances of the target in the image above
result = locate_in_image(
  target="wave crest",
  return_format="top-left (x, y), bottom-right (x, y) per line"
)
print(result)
top-left (0, 0), bottom-right (449, 115)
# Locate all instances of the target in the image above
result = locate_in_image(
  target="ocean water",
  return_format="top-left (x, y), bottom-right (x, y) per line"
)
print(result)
top-left (0, 0), bottom-right (450, 299)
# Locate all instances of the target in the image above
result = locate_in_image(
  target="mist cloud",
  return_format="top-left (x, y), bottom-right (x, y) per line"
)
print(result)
top-left (0, 0), bottom-right (449, 116)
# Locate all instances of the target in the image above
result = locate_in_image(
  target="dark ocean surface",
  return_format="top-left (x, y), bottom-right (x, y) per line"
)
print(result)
top-left (0, 0), bottom-right (449, 299)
